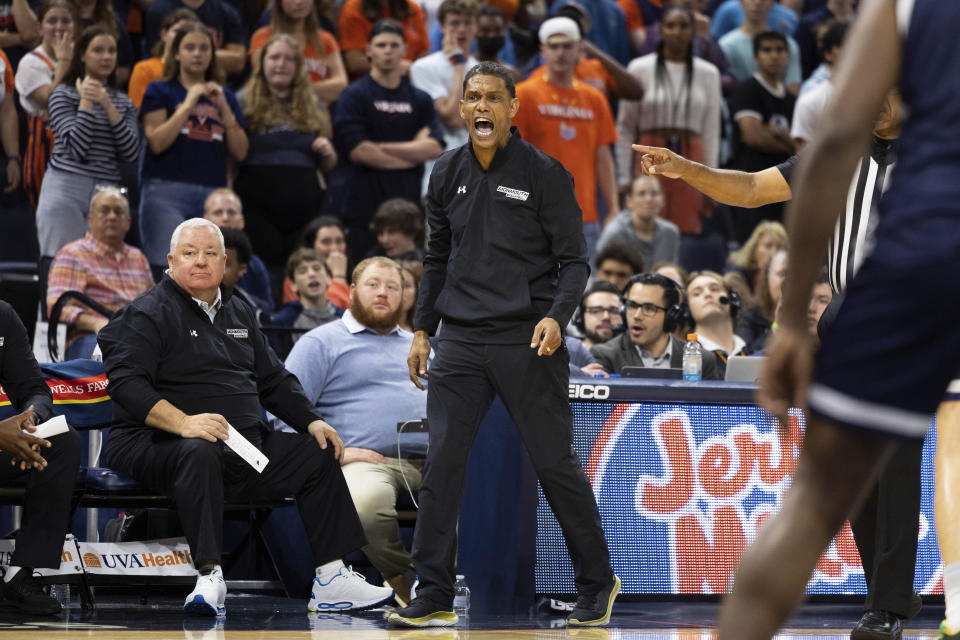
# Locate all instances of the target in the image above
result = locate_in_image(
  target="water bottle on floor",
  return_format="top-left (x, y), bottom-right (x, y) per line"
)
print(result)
top-left (453, 575), bottom-right (470, 618)
top-left (50, 583), bottom-right (70, 608)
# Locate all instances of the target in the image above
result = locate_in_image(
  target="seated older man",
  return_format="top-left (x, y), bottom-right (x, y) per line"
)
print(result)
top-left (46, 187), bottom-right (154, 359)
top-left (97, 219), bottom-right (393, 617)
top-left (280, 257), bottom-right (427, 605)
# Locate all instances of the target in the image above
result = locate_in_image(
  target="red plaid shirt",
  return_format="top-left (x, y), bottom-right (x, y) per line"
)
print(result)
top-left (47, 233), bottom-right (154, 324)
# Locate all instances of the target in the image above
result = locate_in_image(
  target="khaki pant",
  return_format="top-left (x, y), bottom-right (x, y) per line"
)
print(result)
top-left (341, 458), bottom-right (423, 580)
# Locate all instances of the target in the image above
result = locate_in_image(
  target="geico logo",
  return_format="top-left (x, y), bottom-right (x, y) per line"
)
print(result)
top-left (568, 384), bottom-right (610, 400)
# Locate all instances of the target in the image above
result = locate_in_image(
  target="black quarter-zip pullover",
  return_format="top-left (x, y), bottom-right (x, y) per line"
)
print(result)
top-left (415, 127), bottom-right (590, 343)
top-left (99, 275), bottom-right (322, 444)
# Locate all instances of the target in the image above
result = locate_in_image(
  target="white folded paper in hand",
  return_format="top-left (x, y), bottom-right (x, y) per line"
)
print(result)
top-left (225, 424), bottom-right (269, 473)
top-left (29, 415), bottom-right (69, 440)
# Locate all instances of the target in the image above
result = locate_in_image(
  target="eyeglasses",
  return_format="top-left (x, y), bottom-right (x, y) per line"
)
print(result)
top-left (623, 300), bottom-right (668, 317)
top-left (584, 306), bottom-right (620, 316)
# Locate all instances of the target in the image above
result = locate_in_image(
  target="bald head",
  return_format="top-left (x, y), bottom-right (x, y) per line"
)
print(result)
top-left (203, 189), bottom-right (244, 229)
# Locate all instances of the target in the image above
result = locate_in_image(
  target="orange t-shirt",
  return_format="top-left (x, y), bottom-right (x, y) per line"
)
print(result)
top-left (513, 73), bottom-right (618, 224)
top-left (128, 57), bottom-right (164, 110)
top-left (249, 26), bottom-right (341, 83)
top-left (616, 0), bottom-right (645, 31)
top-left (531, 58), bottom-right (616, 97)
top-left (336, 0), bottom-right (429, 61)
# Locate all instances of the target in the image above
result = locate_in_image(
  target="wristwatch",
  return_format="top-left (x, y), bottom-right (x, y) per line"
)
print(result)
top-left (450, 52), bottom-right (466, 65)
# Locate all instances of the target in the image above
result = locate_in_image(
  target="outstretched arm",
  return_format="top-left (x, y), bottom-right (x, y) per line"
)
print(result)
top-left (633, 143), bottom-right (793, 208)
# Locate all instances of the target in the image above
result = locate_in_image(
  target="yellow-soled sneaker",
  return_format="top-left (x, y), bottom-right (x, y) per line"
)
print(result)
top-left (938, 620), bottom-right (960, 640)
top-left (385, 597), bottom-right (458, 628)
top-left (567, 575), bottom-right (620, 627)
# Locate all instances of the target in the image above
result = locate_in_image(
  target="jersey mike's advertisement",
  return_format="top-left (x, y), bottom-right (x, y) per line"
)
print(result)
top-left (537, 401), bottom-right (941, 596)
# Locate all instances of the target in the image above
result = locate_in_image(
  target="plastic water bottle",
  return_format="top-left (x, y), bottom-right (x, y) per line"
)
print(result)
top-left (453, 575), bottom-right (470, 617)
top-left (682, 333), bottom-right (702, 381)
top-left (50, 583), bottom-right (70, 608)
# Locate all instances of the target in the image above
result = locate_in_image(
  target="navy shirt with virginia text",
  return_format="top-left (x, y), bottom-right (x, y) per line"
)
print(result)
top-left (414, 127), bottom-right (590, 344)
top-left (333, 75), bottom-right (444, 224)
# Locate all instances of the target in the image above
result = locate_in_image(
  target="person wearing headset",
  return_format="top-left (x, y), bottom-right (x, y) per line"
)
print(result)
top-left (590, 272), bottom-right (721, 378)
top-left (572, 281), bottom-right (624, 351)
top-left (685, 271), bottom-right (746, 376)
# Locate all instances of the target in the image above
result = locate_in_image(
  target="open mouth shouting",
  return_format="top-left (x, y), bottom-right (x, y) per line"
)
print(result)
top-left (474, 117), bottom-right (495, 139)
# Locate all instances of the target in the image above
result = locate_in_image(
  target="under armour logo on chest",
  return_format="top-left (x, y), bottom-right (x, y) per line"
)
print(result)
top-left (457, 185), bottom-right (467, 194)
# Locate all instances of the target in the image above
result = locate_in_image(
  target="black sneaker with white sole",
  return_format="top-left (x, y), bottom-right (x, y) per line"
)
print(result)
top-left (385, 597), bottom-right (458, 627)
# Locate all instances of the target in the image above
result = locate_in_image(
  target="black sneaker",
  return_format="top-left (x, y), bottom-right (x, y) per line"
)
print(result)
top-left (567, 575), bottom-right (620, 627)
top-left (384, 597), bottom-right (458, 627)
top-left (0, 571), bottom-right (61, 615)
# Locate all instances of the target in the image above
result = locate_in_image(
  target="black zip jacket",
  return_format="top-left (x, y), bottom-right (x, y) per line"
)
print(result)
top-left (98, 275), bottom-right (322, 443)
top-left (414, 127), bottom-right (590, 343)
top-left (0, 301), bottom-right (53, 423)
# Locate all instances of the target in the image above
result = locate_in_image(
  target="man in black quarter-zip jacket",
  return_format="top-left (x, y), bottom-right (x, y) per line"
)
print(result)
top-left (388, 61), bottom-right (619, 630)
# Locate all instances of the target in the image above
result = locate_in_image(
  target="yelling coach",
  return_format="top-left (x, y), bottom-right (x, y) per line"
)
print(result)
top-left (388, 61), bottom-right (618, 629)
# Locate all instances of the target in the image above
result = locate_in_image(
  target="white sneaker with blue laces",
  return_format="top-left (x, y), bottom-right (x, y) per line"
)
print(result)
top-left (184, 566), bottom-right (226, 617)
top-left (307, 565), bottom-right (394, 612)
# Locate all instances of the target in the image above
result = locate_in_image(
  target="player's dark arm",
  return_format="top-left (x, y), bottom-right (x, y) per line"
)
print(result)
top-left (778, 0), bottom-right (899, 327)
top-left (632, 143), bottom-right (792, 208)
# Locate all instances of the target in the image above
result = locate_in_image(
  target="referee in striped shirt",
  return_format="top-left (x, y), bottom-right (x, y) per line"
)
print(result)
top-left (632, 91), bottom-right (921, 640)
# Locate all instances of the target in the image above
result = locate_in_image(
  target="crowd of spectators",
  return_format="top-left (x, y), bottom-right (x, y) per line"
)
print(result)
top-left (0, 0), bottom-right (875, 617)
top-left (0, 0), bottom-right (849, 366)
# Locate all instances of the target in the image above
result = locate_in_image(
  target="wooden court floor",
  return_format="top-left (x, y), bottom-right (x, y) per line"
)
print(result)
top-left (0, 628), bottom-right (946, 639)
top-left (0, 597), bottom-right (944, 639)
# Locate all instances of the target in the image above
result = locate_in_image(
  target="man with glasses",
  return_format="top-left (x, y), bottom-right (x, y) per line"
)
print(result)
top-left (46, 186), bottom-right (154, 359)
top-left (591, 272), bottom-right (721, 378)
top-left (576, 281), bottom-right (624, 351)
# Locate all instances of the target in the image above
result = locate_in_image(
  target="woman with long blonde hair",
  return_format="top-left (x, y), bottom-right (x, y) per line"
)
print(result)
top-left (238, 33), bottom-right (338, 274)
top-left (724, 220), bottom-right (788, 301)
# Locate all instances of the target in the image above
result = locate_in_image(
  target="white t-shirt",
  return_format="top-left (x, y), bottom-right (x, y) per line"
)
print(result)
top-left (615, 54), bottom-right (722, 185)
top-left (790, 79), bottom-right (833, 143)
top-left (15, 45), bottom-right (57, 117)
top-left (410, 50), bottom-right (479, 194)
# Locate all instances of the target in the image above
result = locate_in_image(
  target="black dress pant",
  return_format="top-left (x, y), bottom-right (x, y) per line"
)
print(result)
top-left (412, 339), bottom-right (613, 606)
top-left (105, 428), bottom-right (366, 567)
top-left (850, 439), bottom-right (924, 617)
top-left (0, 428), bottom-right (81, 568)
